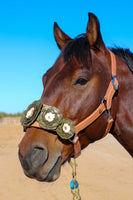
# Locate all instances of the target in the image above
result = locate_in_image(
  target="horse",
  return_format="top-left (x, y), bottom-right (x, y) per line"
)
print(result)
top-left (18, 13), bottom-right (133, 182)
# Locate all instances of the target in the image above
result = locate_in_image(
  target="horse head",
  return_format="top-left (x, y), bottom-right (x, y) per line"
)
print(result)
top-left (19, 13), bottom-right (117, 182)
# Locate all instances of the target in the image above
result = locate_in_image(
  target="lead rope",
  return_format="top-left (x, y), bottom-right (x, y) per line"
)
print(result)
top-left (68, 158), bottom-right (81, 200)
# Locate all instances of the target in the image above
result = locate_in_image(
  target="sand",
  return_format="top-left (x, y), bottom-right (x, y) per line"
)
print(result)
top-left (0, 119), bottom-right (133, 200)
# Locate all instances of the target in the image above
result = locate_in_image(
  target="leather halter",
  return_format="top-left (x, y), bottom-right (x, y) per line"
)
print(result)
top-left (31, 49), bottom-right (118, 158)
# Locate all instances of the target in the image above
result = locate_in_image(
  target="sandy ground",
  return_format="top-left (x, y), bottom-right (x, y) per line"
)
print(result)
top-left (0, 119), bottom-right (133, 200)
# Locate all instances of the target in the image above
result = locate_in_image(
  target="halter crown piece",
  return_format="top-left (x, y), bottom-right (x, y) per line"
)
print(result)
top-left (21, 49), bottom-right (118, 158)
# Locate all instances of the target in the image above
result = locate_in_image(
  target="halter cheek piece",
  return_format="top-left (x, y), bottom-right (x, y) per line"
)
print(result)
top-left (21, 50), bottom-right (118, 158)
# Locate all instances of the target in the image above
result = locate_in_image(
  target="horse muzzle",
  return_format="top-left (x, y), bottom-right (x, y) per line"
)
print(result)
top-left (18, 144), bottom-right (61, 182)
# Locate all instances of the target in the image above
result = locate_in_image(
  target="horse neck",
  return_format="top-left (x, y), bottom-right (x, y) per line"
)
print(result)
top-left (111, 55), bottom-right (133, 157)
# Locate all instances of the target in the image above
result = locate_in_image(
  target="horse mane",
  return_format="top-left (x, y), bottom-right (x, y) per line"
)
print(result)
top-left (63, 34), bottom-right (92, 66)
top-left (63, 35), bottom-right (133, 74)
top-left (111, 47), bottom-right (133, 73)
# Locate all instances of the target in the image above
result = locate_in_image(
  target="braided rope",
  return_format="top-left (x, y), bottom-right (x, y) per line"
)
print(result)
top-left (68, 158), bottom-right (81, 200)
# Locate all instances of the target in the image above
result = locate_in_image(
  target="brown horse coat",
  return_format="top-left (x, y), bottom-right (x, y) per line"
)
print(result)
top-left (19, 13), bottom-right (133, 182)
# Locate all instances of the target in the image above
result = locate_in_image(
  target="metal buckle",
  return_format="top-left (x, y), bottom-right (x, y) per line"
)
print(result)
top-left (112, 75), bottom-right (119, 90)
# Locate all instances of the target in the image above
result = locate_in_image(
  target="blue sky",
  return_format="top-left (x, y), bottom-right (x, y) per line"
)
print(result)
top-left (0, 0), bottom-right (133, 113)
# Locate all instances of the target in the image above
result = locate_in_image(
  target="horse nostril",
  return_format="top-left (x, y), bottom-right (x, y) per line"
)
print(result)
top-left (18, 150), bottom-right (31, 170)
top-left (19, 146), bottom-right (48, 170)
top-left (30, 146), bottom-right (48, 168)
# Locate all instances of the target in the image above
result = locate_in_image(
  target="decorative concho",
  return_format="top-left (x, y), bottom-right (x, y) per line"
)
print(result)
top-left (56, 118), bottom-right (75, 139)
top-left (26, 107), bottom-right (35, 119)
top-left (44, 112), bottom-right (55, 122)
top-left (37, 106), bottom-right (63, 130)
top-left (20, 100), bottom-right (42, 127)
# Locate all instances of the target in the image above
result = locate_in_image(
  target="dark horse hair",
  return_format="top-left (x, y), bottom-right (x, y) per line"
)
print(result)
top-left (63, 34), bottom-right (92, 66)
top-left (111, 47), bottom-right (133, 73)
top-left (63, 34), bottom-right (133, 73)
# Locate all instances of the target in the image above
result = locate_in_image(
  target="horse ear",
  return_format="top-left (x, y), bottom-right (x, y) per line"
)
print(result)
top-left (86, 13), bottom-right (105, 50)
top-left (54, 22), bottom-right (72, 50)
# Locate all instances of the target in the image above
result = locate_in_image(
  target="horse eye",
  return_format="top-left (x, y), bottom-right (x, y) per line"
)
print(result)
top-left (73, 77), bottom-right (88, 86)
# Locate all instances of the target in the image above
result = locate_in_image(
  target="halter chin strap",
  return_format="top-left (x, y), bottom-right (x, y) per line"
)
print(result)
top-left (30, 49), bottom-right (118, 158)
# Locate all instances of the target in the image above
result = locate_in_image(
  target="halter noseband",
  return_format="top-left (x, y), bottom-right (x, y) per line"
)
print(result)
top-left (21, 49), bottom-right (118, 158)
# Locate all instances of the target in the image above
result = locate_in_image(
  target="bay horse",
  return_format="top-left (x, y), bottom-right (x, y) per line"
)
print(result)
top-left (19, 13), bottom-right (133, 182)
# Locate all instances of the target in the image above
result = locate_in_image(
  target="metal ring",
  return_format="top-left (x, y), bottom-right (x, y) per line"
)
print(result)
top-left (112, 75), bottom-right (119, 90)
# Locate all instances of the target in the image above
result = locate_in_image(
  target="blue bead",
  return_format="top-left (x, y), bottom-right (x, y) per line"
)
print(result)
top-left (70, 180), bottom-right (79, 189)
